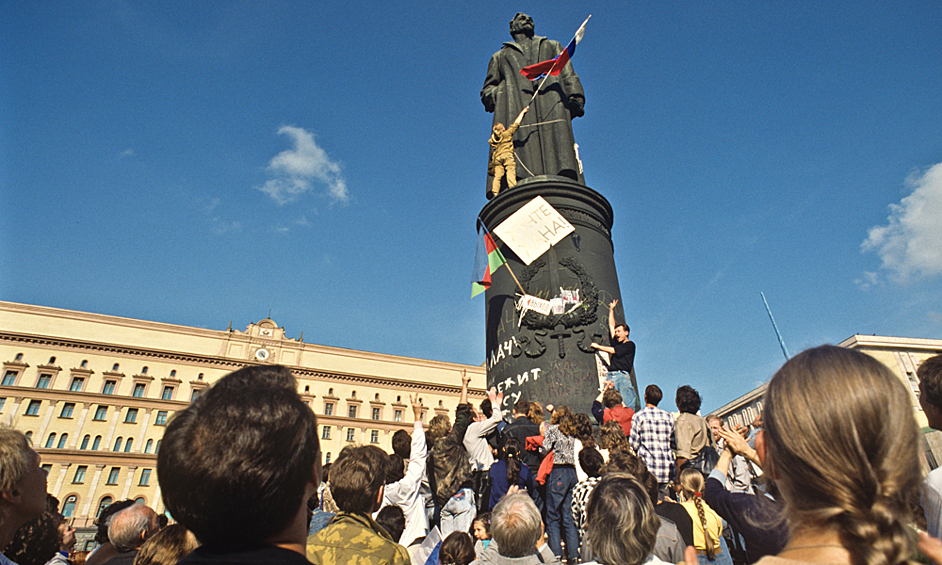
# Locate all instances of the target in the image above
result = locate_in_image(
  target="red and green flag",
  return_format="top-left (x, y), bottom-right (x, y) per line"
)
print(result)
top-left (472, 222), bottom-right (507, 298)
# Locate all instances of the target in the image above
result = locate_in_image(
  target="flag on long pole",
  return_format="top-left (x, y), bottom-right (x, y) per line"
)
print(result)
top-left (519, 15), bottom-right (591, 81)
top-left (472, 221), bottom-right (508, 298)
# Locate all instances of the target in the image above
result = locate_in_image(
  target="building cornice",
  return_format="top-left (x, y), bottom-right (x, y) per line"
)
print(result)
top-left (0, 331), bottom-right (486, 396)
top-left (839, 334), bottom-right (942, 351)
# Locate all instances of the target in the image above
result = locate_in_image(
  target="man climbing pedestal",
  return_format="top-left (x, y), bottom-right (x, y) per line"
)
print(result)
top-left (488, 107), bottom-right (528, 198)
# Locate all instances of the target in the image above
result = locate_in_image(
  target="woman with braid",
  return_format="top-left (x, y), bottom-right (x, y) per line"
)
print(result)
top-left (755, 345), bottom-right (922, 565)
top-left (488, 437), bottom-right (537, 510)
top-left (678, 468), bottom-right (729, 565)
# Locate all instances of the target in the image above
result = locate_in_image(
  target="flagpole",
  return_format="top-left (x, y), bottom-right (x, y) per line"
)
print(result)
top-left (527, 15), bottom-right (591, 106)
top-left (478, 218), bottom-right (526, 295)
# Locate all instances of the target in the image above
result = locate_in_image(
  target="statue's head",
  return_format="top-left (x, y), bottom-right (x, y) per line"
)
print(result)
top-left (493, 123), bottom-right (506, 134)
top-left (509, 13), bottom-right (534, 38)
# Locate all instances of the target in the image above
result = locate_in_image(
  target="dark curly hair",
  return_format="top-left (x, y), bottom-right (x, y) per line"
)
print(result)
top-left (675, 385), bottom-right (702, 414)
top-left (918, 354), bottom-right (942, 411)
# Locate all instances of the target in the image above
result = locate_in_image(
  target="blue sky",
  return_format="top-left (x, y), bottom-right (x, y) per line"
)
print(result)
top-left (2, 1), bottom-right (941, 413)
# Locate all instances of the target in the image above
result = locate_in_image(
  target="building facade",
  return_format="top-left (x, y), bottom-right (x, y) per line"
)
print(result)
top-left (711, 334), bottom-right (942, 464)
top-left (0, 301), bottom-right (485, 547)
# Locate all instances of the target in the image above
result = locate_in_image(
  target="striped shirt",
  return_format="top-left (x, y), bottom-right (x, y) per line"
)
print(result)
top-left (629, 406), bottom-right (675, 483)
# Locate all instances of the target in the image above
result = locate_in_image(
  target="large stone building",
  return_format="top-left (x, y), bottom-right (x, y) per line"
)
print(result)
top-left (711, 334), bottom-right (942, 465)
top-left (0, 301), bottom-right (485, 548)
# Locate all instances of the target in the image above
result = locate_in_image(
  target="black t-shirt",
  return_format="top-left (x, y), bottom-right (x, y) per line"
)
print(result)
top-left (655, 500), bottom-right (694, 548)
top-left (608, 337), bottom-right (636, 373)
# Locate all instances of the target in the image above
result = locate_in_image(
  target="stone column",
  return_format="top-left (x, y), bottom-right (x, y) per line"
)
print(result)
top-left (478, 177), bottom-right (635, 413)
top-left (36, 400), bottom-right (60, 443)
top-left (103, 405), bottom-right (124, 451)
top-left (120, 466), bottom-right (138, 499)
top-left (79, 465), bottom-right (107, 517)
top-left (68, 403), bottom-right (91, 449)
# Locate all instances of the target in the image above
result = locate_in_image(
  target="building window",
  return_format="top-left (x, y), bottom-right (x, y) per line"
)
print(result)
top-left (324, 402), bottom-right (334, 416)
top-left (155, 440), bottom-right (161, 453)
top-left (93, 406), bottom-right (107, 420)
top-left (155, 411), bottom-right (168, 426)
top-left (372, 407), bottom-right (381, 420)
top-left (25, 400), bottom-right (41, 416)
top-left (45, 433), bottom-right (57, 448)
top-left (60, 403), bottom-right (75, 418)
top-left (325, 452), bottom-right (332, 464)
top-left (96, 497), bottom-right (113, 518)
top-left (73, 466), bottom-right (87, 484)
top-left (62, 495), bottom-right (77, 517)
top-left (14, 353), bottom-right (23, 361)
top-left (0, 398), bottom-right (4, 412)
top-left (139, 469), bottom-right (151, 486)
top-left (132, 383), bottom-right (146, 398)
top-left (80, 360), bottom-right (88, 368)
top-left (322, 426), bottom-right (331, 440)
top-left (348, 406), bottom-right (357, 419)
top-left (69, 377), bottom-right (84, 392)
top-left (1, 371), bottom-right (16, 386)
top-left (112, 363), bottom-right (120, 371)
top-left (125, 408), bottom-right (138, 423)
top-left (113, 438), bottom-right (123, 451)
top-left (91, 436), bottom-right (102, 450)
top-left (41, 464), bottom-right (52, 473)
top-left (370, 430), bottom-right (379, 443)
top-left (169, 370), bottom-right (176, 377)
top-left (190, 389), bottom-right (201, 402)
top-left (57, 434), bottom-right (68, 449)
top-left (35, 374), bottom-right (51, 389)
top-left (144, 439), bottom-right (153, 453)
top-left (161, 386), bottom-right (174, 400)
top-left (106, 467), bottom-right (120, 485)
top-left (80, 435), bottom-right (90, 450)
top-left (346, 428), bottom-right (355, 442)
top-left (102, 380), bottom-right (116, 395)
top-left (141, 366), bottom-right (148, 374)
top-left (394, 409), bottom-right (403, 422)
top-left (124, 438), bottom-right (133, 452)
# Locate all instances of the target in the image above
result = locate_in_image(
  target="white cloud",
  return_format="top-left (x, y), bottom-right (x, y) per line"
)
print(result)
top-left (861, 162), bottom-right (942, 283)
top-left (257, 126), bottom-right (349, 205)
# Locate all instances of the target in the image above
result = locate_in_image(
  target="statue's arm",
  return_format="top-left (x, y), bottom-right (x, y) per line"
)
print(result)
top-left (481, 53), bottom-right (501, 113)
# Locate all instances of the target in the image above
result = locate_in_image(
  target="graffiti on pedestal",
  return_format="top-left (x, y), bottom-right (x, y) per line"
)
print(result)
top-left (487, 255), bottom-right (607, 409)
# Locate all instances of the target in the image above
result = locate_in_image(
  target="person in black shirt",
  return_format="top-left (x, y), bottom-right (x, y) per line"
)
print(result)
top-left (591, 299), bottom-right (639, 411)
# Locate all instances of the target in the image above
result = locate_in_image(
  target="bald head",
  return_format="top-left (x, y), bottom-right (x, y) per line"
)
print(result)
top-left (109, 503), bottom-right (159, 552)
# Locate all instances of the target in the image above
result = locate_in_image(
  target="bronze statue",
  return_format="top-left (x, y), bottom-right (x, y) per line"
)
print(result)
top-left (481, 13), bottom-right (585, 198)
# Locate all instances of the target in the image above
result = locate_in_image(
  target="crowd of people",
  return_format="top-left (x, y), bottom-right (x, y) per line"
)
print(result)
top-left (5, 348), bottom-right (942, 565)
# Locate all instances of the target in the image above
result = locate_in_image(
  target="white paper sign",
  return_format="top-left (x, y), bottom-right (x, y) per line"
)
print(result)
top-left (493, 196), bottom-right (575, 265)
top-left (517, 294), bottom-right (553, 316)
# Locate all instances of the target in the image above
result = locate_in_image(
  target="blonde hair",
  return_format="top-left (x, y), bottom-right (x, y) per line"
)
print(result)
top-left (528, 402), bottom-right (544, 425)
top-left (585, 473), bottom-right (659, 565)
top-left (764, 345), bottom-right (921, 565)
top-left (132, 524), bottom-right (199, 565)
top-left (549, 405), bottom-right (577, 436)
top-left (598, 420), bottom-right (632, 454)
top-left (0, 426), bottom-right (33, 492)
top-left (678, 467), bottom-right (715, 560)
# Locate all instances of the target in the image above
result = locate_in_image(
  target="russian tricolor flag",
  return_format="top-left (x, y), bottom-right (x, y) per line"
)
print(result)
top-left (519, 16), bottom-right (590, 81)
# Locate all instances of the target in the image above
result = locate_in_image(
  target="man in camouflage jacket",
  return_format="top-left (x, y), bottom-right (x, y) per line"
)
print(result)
top-left (307, 446), bottom-right (410, 565)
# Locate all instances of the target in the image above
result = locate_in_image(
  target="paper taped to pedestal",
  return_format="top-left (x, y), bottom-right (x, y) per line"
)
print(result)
top-left (493, 196), bottom-right (575, 265)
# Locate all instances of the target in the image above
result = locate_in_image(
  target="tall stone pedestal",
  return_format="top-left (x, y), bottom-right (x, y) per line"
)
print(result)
top-left (479, 176), bottom-right (633, 414)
